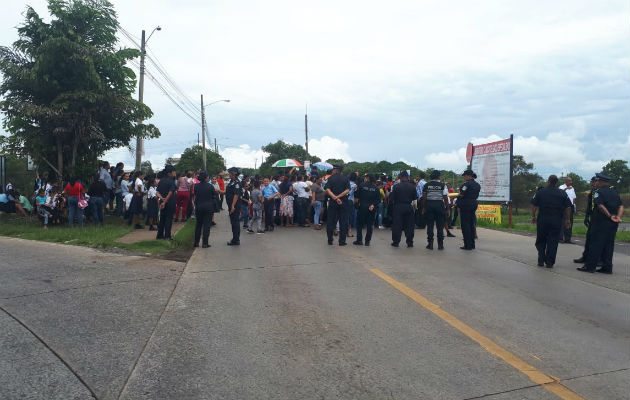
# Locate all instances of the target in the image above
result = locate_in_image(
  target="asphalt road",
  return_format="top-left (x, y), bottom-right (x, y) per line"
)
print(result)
top-left (0, 218), bottom-right (628, 400)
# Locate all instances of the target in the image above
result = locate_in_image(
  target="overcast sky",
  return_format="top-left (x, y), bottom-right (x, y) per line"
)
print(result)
top-left (1, 0), bottom-right (628, 176)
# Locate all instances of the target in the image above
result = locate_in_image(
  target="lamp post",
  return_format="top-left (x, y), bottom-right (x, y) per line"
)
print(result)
top-left (200, 98), bottom-right (230, 169)
top-left (135, 26), bottom-right (161, 171)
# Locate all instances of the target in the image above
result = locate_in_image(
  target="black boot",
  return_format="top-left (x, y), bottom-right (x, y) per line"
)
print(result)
top-left (426, 241), bottom-right (433, 250)
top-left (437, 241), bottom-right (444, 250)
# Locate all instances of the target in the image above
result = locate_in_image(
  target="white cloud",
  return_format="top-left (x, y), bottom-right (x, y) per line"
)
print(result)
top-left (424, 121), bottom-right (625, 176)
top-left (308, 136), bottom-right (352, 162)
top-left (221, 144), bottom-right (268, 169)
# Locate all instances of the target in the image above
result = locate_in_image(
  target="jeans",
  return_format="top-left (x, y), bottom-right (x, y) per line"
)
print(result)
top-left (376, 202), bottom-right (384, 226)
top-left (38, 207), bottom-right (51, 225)
top-left (313, 200), bottom-right (323, 225)
top-left (67, 196), bottom-right (83, 227)
top-left (249, 207), bottom-right (263, 232)
top-left (91, 197), bottom-right (104, 224)
top-left (240, 204), bottom-right (250, 226)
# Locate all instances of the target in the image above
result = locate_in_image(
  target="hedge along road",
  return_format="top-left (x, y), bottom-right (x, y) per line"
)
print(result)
top-left (0, 216), bottom-right (628, 400)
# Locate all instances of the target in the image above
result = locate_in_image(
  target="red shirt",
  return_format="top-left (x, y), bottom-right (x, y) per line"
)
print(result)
top-left (217, 178), bottom-right (225, 191)
top-left (64, 182), bottom-right (84, 197)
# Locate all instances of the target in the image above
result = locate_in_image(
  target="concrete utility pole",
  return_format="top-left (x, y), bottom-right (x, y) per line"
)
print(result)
top-left (304, 106), bottom-right (309, 154)
top-left (214, 138), bottom-right (218, 153)
top-left (135, 26), bottom-right (161, 171)
top-left (135, 30), bottom-right (146, 171)
top-left (201, 94), bottom-right (207, 170)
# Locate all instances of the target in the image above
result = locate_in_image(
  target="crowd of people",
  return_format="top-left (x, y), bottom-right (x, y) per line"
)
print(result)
top-left (1, 161), bottom-right (623, 274)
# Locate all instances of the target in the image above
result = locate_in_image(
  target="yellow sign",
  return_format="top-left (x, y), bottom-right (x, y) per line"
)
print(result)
top-left (476, 204), bottom-right (502, 224)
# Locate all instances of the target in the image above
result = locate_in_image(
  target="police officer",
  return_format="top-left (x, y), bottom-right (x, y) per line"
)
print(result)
top-left (577, 173), bottom-right (624, 274)
top-left (192, 170), bottom-right (216, 248)
top-left (390, 170), bottom-right (418, 247)
top-left (458, 169), bottom-right (481, 250)
top-left (225, 167), bottom-right (242, 246)
top-left (325, 165), bottom-right (350, 245)
top-left (353, 174), bottom-right (381, 246)
top-left (531, 175), bottom-right (572, 268)
top-left (573, 176), bottom-right (597, 264)
top-left (422, 170), bottom-right (449, 250)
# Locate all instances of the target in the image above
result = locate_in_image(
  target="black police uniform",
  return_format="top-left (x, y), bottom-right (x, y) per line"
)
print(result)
top-left (325, 173), bottom-right (351, 245)
top-left (423, 180), bottom-right (447, 248)
top-left (226, 177), bottom-right (242, 244)
top-left (531, 186), bottom-right (571, 267)
top-left (459, 179), bottom-right (481, 249)
top-left (355, 182), bottom-right (381, 245)
top-left (390, 180), bottom-right (418, 246)
top-left (582, 186), bottom-right (622, 273)
top-left (578, 188), bottom-right (595, 261)
top-left (193, 181), bottom-right (217, 247)
top-left (156, 176), bottom-right (177, 239)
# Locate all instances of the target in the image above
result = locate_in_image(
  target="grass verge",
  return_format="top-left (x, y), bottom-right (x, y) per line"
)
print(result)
top-left (476, 214), bottom-right (629, 242)
top-left (0, 215), bottom-right (195, 255)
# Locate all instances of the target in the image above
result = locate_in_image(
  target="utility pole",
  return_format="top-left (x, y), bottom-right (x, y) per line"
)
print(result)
top-left (201, 94), bottom-right (206, 170)
top-left (135, 30), bottom-right (147, 171)
top-left (214, 138), bottom-right (217, 153)
top-left (304, 105), bottom-right (309, 154)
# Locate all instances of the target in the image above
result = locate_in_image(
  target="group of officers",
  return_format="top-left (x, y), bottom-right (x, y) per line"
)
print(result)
top-left (531, 172), bottom-right (623, 273)
top-left (200, 165), bottom-right (623, 276)
top-left (323, 165), bottom-right (480, 249)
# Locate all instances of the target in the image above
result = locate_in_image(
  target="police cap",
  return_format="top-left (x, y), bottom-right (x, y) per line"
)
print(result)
top-left (198, 170), bottom-right (208, 181)
top-left (228, 167), bottom-right (239, 175)
top-left (163, 165), bottom-right (175, 174)
top-left (590, 176), bottom-right (597, 182)
top-left (462, 169), bottom-right (475, 177)
top-left (430, 170), bottom-right (441, 179)
top-left (399, 170), bottom-right (409, 178)
top-left (595, 173), bottom-right (611, 182)
top-left (332, 164), bottom-right (344, 171)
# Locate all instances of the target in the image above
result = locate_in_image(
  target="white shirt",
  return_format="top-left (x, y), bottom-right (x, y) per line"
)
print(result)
top-left (134, 178), bottom-right (144, 194)
top-left (294, 181), bottom-right (310, 198)
top-left (559, 184), bottom-right (576, 204)
top-left (147, 186), bottom-right (157, 199)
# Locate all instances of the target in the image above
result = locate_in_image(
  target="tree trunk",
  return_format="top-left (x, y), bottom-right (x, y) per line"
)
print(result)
top-left (56, 136), bottom-right (64, 183)
top-left (71, 132), bottom-right (79, 172)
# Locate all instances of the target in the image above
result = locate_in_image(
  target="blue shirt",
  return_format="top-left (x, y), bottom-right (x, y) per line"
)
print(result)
top-left (261, 184), bottom-right (278, 199)
top-left (0, 193), bottom-right (14, 203)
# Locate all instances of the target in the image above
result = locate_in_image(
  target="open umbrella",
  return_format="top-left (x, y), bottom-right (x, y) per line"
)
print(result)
top-left (272, 159), bottom-right (303, 167)
top-left (313, 161), bottom-right (333, 170)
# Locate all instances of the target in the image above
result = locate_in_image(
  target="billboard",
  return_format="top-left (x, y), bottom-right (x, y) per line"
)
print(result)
top-left (470, 137), bottom-right (513, 202)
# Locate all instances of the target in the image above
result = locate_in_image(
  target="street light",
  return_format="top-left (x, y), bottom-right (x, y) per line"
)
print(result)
top-left (200, 98), bottom-right (230, 169)
top-left (135, 25), bottom-right (162, 171)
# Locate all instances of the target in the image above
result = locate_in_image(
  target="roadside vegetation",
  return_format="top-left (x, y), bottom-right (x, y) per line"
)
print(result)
top-left (0, 216), bottom-right (194, 255)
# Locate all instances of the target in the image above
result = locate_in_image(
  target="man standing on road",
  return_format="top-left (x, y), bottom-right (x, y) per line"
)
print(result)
top-left (422, 170), bottom-right (449, 250)
top-left (294, 175), bottom-right (311, 227)
top-left (415, 172), bottom-right (427, 229)
top-left (574, 176), bottom-right (597, 264)
top-left (325, 165), bottom-right (350, 246)
top-left (558, 177), bottom-right (577, 243)
top-left (156, 165), bottom-right (177, 240)
top-left (458, 169), bottom-right (481, 250)
top-left (390, 170), bottom-right (418, 248)
top-left (225, 167), bottom-right (242, 246)
top-left (262, 177), bottom-right (279, 232)
top-left (192, 171), bottom-right (216, 248)
top-left (577, 173), bottom-right (624, 274)
top-left (354, 174), bottom-right (381, 246)
top-left (531, 175), bottom-right (572, 268)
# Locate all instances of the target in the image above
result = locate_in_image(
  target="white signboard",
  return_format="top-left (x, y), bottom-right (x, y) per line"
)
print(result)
top-left (470, 138), bottom-right (512, 202)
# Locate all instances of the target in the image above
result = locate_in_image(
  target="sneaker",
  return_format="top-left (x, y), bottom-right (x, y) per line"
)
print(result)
top-left (257, 230), bottom-right (265, 234)
top-left (247, 229), bottom-right (255, 234)
top-left (379, 225), bottom-right (384, 229)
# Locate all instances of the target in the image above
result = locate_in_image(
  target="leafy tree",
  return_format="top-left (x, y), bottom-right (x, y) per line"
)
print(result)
top-left (601, 160), bottom-right (629, 192)
top-left (140, 160), bottom-right (153, 176)
top-left (258, 140), bottom-right (320, 175)
top-left (166, 145), bottom-right (226, 176)
top-left (0, 0), bottom-right (159, 182)
top-left (326, 158), bottom-right (345, 167)
top-left (511, 155), bottom-right (543, 210)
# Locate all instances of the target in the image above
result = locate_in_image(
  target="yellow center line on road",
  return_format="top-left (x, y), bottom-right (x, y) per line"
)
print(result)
top-left (369, 268), bottom-right (587, 400)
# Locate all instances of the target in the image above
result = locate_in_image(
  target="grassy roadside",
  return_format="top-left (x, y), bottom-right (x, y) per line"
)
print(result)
top-left (476, 214), bottom-right (630, 242)
top-left (0, 215), bottom-right (195, 255)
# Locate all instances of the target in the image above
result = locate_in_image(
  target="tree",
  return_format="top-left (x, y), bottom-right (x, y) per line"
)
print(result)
top-left (166, 145), bottom-right (226, 176)
top-left (258, 140), bottom-right (320, 175)
top-left (511, 155), bottom-right (543, 211)
top-left (601, 160), bottom-right (630, 192)
top-left (140, 160), bottom-right (154, 176)
top-left (0, 0), bottom-right (159, 182)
